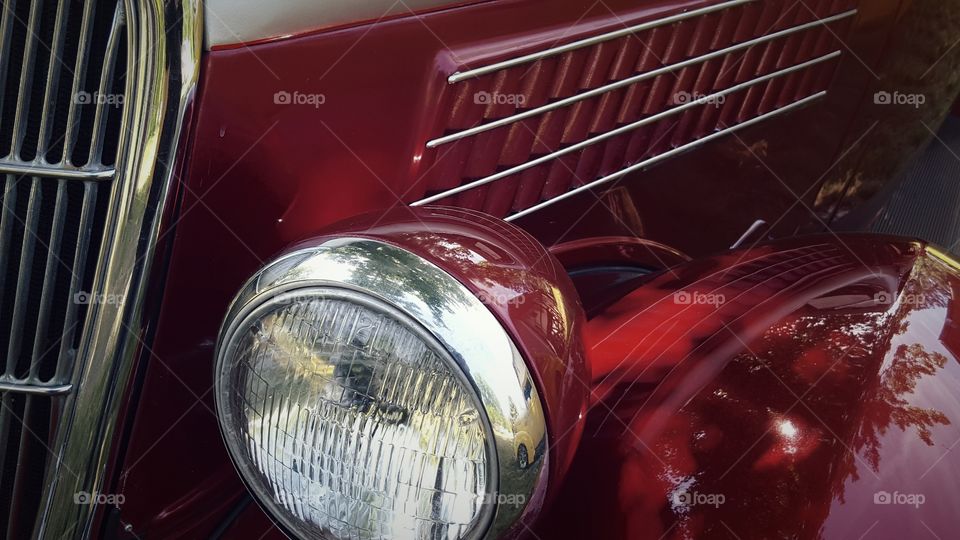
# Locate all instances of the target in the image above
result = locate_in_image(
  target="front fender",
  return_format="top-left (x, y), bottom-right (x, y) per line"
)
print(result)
top-left (536, 235), bottom-right (960, 540)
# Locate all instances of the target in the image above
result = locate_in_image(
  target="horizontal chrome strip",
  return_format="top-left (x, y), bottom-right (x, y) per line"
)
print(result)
top-left (414, 50), bottom-right (840, 206)
top-left (0, 380), bottom-right (73, 396)
top-left (0, 159), bottom-right (115, 180)
top-left (448, 0), bottom-right (758, 83)
top-left (505, 90), bottom-right (827, 221)
top-left (430, 9), bottom-right (857, 147)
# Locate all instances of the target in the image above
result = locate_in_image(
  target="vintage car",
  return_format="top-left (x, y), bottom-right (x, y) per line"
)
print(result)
top-left (0, 0), bottom-right (959, 538)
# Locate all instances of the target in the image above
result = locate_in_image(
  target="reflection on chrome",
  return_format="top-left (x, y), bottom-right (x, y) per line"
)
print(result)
top-left (216, 238), bottom-right (548, 539)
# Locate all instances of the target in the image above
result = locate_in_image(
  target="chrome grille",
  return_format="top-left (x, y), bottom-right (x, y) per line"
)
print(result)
top-left (0, 0), bottom-right (125, 537)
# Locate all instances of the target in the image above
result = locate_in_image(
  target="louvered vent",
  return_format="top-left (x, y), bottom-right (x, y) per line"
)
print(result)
top-left (412, 0), bottom-right (858, 220)
top-left (0, 0), bottom-right (125, 536)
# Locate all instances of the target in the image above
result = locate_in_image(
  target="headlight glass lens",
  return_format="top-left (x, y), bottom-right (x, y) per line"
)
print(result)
top-left (217, 291), bottom-right (492, 540)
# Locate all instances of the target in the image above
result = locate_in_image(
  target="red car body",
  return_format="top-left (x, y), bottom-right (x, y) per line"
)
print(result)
top-left (92, 0), bottom-right (960, 538)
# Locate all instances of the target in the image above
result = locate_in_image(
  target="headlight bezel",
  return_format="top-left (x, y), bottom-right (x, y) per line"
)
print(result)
top-left (214, 237), bottom-right (548, 540)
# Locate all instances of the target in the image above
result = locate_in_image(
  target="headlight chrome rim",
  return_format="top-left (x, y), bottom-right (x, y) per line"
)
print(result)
top-left (217, 286), bottom-right (498, 539)
top-left (215, 238), bottom-right (548, 539)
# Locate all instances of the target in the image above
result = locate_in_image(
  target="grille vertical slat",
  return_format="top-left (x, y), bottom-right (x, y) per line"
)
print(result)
top-left (0, 3), bottom-right (15, 125)
top-left (55, 182), bottom-right (96, 381)
top-left (29, 182), bottom-right (65, 380)
top-left (59, 0), bottom-right (98, 165)
top-left (0, 177), bottom-right (13, 301)
top-left (21, 0), bottom-right (58, 162)
top-left (9, 0), bottom-right (43, 159)
top-left (0, 1), bottom-right (29, 153)
top-left (5, 393), bottom-right (54, 540)
top-left (4, 180), bottom-right (40, 376)
top-left (0, 393), bottom-right (23, 535)
top-left (35, 0), bottom-right (71, 159)
top-left (87, 7), bottom-right (123, 165)
top-left (7, 395), bottom-right (34, 539)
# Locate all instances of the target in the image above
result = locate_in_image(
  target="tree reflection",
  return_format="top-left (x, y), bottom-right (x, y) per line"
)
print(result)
top-left (858, 343), bottom-right (949, 465)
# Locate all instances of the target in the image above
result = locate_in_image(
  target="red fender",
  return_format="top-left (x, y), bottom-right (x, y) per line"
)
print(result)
top-left (537, 235), bottom-right (960, 540)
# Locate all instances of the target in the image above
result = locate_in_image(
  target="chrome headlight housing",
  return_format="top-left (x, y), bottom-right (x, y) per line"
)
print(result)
top-left (215, 238), bottom-right (547, 539)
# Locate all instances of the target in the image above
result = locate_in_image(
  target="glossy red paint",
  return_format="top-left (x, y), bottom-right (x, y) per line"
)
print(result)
top-left (207, 0), bottom-right (486, 51)
top-left (110, 0), bottom-right (960, 536)
top-left (536, 236), bottom-right (960, 539)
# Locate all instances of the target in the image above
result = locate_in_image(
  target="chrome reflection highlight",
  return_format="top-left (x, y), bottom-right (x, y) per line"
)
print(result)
top-left (221, 290), bottom-right (491, 539)
top-left (216, 239), bottom-right (547, 539)
top-left (37, 0), bottom-right (203, 537)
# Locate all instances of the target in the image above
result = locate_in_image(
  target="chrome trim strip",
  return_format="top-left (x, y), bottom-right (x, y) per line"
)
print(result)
top-left (448, 0), bottom-right (758, 83)
top-left (0, 160), bottom-right (115, 180)
top-left (34, 0), bottom-right (203, 537)
top-left (415, 51), bottom-right (840, 206)
top-left (730, 219), bottom-right (768, 249)
top-left (0, 381), bottom-right (72, 396)
top-left (505, 91), bottom-right (827, 221)
top-left (431, 9), bottom-right (856, 147)
top-left (928, 246), bottom-right (960, 272)
top-left (217, 238), bottom-right (546, 540)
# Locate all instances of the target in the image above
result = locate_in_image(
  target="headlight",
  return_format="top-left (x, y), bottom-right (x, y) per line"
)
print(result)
top-left (215, 238), bottom-right (546, 539)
